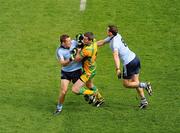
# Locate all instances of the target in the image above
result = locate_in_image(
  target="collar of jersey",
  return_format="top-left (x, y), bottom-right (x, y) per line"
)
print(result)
top-left (60, 45), bottom-right (70, 49)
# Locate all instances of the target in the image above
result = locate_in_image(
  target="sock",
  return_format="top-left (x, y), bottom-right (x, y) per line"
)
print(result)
top-left (90, 86), bottom-right (97, 91)
top-left (139, 82), bottom-right (147, 89)
top-left (57, 104), bottom-right (63, 110)
top-left (90, 86), bottom-right (103, 99)
top-left (141, 97), bottom-right (148, 104)
top-left (79, 87), bottom-right (95, 95)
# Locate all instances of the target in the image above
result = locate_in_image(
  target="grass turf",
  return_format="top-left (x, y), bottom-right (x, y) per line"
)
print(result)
top-left (0, 0), bottom-right (179, 132)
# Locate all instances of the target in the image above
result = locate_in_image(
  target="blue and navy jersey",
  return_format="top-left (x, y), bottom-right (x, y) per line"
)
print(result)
top-left (56, 40), bottom-right (82, 72)
top-left (104, 33), bottom-right (135, 65)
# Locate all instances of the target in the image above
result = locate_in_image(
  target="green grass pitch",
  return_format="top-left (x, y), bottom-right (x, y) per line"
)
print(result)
top-left (0, 0), bottom-right (179, 132)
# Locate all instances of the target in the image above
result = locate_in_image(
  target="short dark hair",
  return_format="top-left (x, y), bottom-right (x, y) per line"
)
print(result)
top-left (108, 25), bottom-right (118, 36)
top-left (84, 32), bottom-right (94, 41)
top-left (60, 34), bottom-right (69, 44)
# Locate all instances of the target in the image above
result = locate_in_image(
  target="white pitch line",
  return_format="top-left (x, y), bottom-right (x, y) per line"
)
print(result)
top-left (80, 0), bottom-right (86, 11)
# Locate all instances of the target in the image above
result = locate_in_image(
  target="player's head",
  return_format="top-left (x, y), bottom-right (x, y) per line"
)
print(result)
top-left (83, 32), bottom-right (94, 45)
top-left (107, 25), bottom-right (118, 36)
top-left (60, 34), bottom-right (71, 48)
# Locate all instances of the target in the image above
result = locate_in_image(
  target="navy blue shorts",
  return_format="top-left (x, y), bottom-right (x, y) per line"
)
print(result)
top-left (61, 69), bottom-right (82, 83)
top-left (123, 56), bottom-right (141, 79)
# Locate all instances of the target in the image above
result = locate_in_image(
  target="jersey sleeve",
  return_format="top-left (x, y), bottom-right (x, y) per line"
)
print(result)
top-left (104, 37), bottom-right (111, 43)
top-left (112, 38), bottom-right (119, 51)
top-left (56, 49), bottom-right (64, 61)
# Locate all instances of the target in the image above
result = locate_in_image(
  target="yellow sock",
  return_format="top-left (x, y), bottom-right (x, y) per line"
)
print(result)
top-left (83, 89), bottom-right (94, 95)
top-left (79, 87), bottom-right (94, 95)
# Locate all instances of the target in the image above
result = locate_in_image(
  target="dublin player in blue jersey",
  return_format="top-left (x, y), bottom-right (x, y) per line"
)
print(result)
top-left (54, 34), bottom-right (82, 115)
top-left (97, 25), bottom-right (152, 109)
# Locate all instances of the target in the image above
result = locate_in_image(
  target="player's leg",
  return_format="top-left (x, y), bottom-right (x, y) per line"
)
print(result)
top-left (72, 72), bottom-right (97, 95)
top-left (123, 74), bottom-right (149, 99)
top-left (123, 56), bottom-right (152, 95)
top-left (131, 74), bottom-right (148, 108)
top-left (123, 78), bottom-right (139, 88)
top-left (54, 79), bottom-right (70, 115)
top-left (122, 56), bottom-right (149, 108)
top-left (122, 74), bottom-right (149, 90)
top-left (85, 71), bottom-right (105, 107)
top-left (124, 78), bottom-right (152, 96)
top-left (122, 57), bottom-right (140, 88)
top-left (72, 79), bottom-right (85, 94)
top-left (85, 79), bottom-right (104, 106)
top-left (72, 80), bottom-right (97, 95)
top-left (58, 79), bottom-right (70, 105)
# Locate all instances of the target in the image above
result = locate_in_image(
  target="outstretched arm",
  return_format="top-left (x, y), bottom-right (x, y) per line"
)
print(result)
top-left (96, 40), bottom-right (106, 47)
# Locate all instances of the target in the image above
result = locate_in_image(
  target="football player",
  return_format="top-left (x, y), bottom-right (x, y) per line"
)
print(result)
top-left (71, 32), bottom-right (104, 107)
top-left (97, 25), bottom-right (152, 109)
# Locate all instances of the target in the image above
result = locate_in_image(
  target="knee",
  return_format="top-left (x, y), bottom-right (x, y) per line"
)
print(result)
top-left (123, 81), bottom-right (130, 88)
top-left (61, 88), bottom-right (68, 95)
top-left (72, 86), bottom-right (79, 94)
top-left (123, 84), bottom-right (129, 88)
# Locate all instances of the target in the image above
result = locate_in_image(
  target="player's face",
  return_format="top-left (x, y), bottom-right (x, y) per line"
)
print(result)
top-left (83, 36), bottom-right (90, 45)
top-left (64, 37), bottom-right (71, 48)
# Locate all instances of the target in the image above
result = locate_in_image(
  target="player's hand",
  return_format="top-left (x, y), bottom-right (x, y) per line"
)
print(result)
top-left (77, 42), bottom-right (84, 49)
top-left (116, 69), bottom-right (121, 79)
top-left (77, 48), bottom-right (81, 52)
top-left (70, 48), bottom-right (77, 56)
top-left (69, 54), bottom-right (75, 61)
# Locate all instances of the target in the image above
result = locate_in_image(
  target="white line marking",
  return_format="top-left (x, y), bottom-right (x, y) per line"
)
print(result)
top-left (80, 0), bottom-right (86, 11)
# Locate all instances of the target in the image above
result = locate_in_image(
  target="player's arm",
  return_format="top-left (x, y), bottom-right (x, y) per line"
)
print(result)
top-left (97, 36), bottom-right (112, 47)
top-left (57, 51), bottom-right (71, 66)
top-left (74, 48), bottom-right (83, 62)
top-left (113, 49), bottom-right (121, 79)
top-left (96, 40), bottom-right (106, 47)
top-left (113, 49), bottom-right (120, 70)
top-left (58, 58), bottom-right (71, 66)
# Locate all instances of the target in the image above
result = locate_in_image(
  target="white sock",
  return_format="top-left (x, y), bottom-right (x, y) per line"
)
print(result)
top-left (139, 82), bottom-right (147, 89)
top-left (57, 104), bottom-right (63, 110)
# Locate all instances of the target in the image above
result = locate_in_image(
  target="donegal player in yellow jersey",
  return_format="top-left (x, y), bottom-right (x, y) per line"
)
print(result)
top-left (71, 32), bottom-right (104, 107)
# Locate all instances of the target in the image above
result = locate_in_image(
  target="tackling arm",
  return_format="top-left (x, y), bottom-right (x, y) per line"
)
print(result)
top-left (96, 40), bottom-right (106, 47)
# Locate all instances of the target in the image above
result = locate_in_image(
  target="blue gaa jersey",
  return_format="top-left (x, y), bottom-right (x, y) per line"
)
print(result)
top-left (56, 40), bottom-right (82, 72)
top-left (104, 33), bottom-right (136, 65)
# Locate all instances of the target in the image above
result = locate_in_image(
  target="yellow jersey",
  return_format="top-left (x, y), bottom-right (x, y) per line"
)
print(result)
top-left (80, 42), bottom-right (97, 75)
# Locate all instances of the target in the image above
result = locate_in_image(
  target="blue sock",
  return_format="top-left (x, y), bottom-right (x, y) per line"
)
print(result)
top-left (57, 104), bottom-right (63, 110)
top-left (139, 82), bottom-right (147, 89)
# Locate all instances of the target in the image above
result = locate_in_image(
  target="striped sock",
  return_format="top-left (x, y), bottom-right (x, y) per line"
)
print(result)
top-left (79, 87), bottom-right (95, 95)
top-left (141, 97), bottom-right (148, 104)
